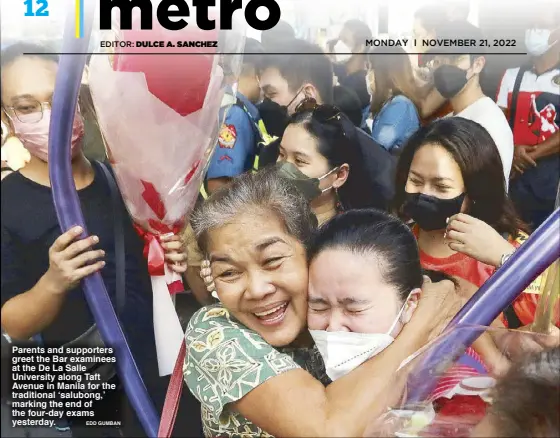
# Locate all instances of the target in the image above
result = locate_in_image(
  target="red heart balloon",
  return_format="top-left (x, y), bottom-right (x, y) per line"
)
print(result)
top-left (113, 20), bottom-right (218, 116)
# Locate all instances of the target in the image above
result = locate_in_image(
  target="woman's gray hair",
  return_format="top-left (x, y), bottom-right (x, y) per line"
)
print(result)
top-left (191, 168), bottom-right (317, 253)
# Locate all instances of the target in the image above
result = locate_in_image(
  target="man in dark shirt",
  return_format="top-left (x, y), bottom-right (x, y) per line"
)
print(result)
top-left (332, 20), bottom-right (372, 110)
top-left (1, 43), bottom-right (201, 437)
top-left (258, 39), bottom-right (395, 210)
top-left (497, 6), bottom-right (560, 228)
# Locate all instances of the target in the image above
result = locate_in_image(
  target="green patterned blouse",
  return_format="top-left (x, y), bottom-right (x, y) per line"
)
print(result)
top-left (184, 304), bottom-right (329, 437)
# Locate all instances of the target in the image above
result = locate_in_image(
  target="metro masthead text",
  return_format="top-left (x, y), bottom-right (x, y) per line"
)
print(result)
top-left (99, 0), bottom-right (282, 31)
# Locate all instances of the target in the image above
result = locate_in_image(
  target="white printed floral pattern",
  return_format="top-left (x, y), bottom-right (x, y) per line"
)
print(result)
top-left (184, 304), bottom-right (329, 437)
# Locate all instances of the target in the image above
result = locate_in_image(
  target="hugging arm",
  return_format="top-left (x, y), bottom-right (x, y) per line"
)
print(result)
top-left (186, 280), bottom-right (459, 437)
top-left (234, 320), bottom-right (426, 437)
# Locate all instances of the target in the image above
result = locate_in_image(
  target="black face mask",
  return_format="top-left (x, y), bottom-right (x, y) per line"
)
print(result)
top-left (279, 88), bottom-right (306, 115)
top-left (261, 97), bottom-right (286, 113)
top-left (402, 192), bottom-right (466, 231)
top-left (433, 65), bottom-right (470, 99)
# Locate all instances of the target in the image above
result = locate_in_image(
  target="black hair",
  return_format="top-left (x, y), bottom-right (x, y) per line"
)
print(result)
top-left (488, 347), bottom-right (559, 437)
top-left (241, 38), bottom-right (265, 73)
top-left (0, 41), bottom-right (98, 136)
top-left (0, 43), bottom-right (59, 69)
top-left (260, 39), bottom-right (334, 105)
top-left (342, 19), bottom-right (373, 49)
top-left (260, 20), bottom-right (296, 51)
top-left (1, 43), bottom-right (59, 108)
top-left (414, 5), bottom-right (447, 34)
top-left (308, 209), bottom-right (424, 301)
top-left (430, 20), bottom-right (486, 57)
top-left (288, 107), bottom-right (384, 211)
top-left (333, 86), bottom-right (363, 127)
top-left (393, 118), bottom-right (528, 236)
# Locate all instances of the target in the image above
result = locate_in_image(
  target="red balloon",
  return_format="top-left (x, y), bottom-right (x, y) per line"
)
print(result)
top-left (113, 21), bottom-right (218, 116)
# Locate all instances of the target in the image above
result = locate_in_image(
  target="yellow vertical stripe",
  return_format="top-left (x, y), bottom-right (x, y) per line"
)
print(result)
top-left (75, 0), bottom-right (81, 38)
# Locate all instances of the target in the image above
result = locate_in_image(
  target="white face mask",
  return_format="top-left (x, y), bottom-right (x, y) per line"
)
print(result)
top-left (525, 28), bottom-right (556, 56)
top-left (334, 40), bottom-right (353, 63)
top-left (310, 295), bottom-right (411, 381)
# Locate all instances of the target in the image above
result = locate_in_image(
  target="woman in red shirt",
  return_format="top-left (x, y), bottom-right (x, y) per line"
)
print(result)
top-left (393, 117), bottom-right (554, 330)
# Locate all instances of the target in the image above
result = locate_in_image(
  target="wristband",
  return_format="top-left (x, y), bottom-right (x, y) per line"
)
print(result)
top-left (498, 252), bottom-right (514, 268)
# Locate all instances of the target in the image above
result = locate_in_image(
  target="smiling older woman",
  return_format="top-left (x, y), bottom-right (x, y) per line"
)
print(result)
top-left (185, 168), bottom-right (459, 437)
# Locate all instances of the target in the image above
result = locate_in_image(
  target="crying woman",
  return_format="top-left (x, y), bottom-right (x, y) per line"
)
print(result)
top-left (307, 208), bottom-right (487, 384)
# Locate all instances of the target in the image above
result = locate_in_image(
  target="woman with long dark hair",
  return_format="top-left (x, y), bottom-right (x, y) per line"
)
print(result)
top-left (393, 117), bottom-right (550, 329)
top-left (366, 46), bottom-right (422, 152)
top-left (277, 102), bottom-right (383, 225)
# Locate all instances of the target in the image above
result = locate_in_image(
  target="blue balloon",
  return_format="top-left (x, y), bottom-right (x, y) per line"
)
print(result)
top-left (48, 5), bottom-right (160, 436)
top-left (406, 208), bottom-right (560, 403)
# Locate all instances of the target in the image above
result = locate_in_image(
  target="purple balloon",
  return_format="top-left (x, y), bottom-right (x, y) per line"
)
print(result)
top-left (406, 208), bottom-right (560, 403)
top-left (48, 6), bottom-right (159, 437)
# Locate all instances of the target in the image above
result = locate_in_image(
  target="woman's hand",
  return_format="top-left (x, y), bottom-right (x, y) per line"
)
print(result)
top-left (445, 213), bottom-right (515, 268)
top-left (160, 234), bottom-right (187, 274)
top-left (44, 226), bottom-right (105, 294)
top-left (494, 324), bottom-right (560, 362)
top-left (200, 260), bottom-right (216, 294)
top-left (415, 277), bottom-right (464, 341)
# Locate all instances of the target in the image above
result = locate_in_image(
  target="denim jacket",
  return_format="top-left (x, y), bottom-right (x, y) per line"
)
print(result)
top-left (370, 95), bottom-right (420, 152)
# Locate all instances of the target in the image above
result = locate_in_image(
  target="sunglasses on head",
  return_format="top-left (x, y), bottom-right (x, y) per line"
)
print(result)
top-left (295, 98), bottom-right (353, 137)
top-left (295, 98), bottom-right (342, 121)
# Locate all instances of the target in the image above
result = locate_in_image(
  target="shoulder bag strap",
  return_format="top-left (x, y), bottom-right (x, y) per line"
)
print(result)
top-left (158, 342), bottom-right (186, 438)
top-left (508, 65), bottom-right (530, 130)
top-left (96, 161), bottom-right (126, 312)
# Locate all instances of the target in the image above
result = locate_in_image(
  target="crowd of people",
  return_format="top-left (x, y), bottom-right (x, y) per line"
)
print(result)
top-left (1, 2), bottom-right (559, 437)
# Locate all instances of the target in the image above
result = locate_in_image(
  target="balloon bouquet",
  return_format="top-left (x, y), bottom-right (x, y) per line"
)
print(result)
top-left (48, 3), bottom-right (244, 437)
top-left (365, 210), bottom-right (560, 438)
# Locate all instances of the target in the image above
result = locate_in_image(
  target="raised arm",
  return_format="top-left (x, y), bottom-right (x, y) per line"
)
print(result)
top-left (232, 280), bottom-right (459, 437)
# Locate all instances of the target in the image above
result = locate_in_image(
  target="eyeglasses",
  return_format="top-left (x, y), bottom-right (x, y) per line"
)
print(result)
top-left (6, 99), bottom-right (51, 124)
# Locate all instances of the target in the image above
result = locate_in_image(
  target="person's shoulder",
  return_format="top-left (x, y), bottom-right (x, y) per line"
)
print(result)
top-left (186, 303), bottom-right (275, 351)
top-left (478, 96), bottom-right (510, 118)
top-left (186, 304), bottom-right (261, 344)
top-left (1, 172), bottom-right (39, 214)
top-left (504, 66), bottom-right (521, 77)
top-left (390, 94), bottom-right (415, 106)
top-left (187, 304), bottom-right (232, 330)
top-left (478, 98), bottom-right (513, 132)
top-left (225, 104), bottom-right (250, 125)
top-left (502, 66), bottom-right (522, 82)
top-left (354, 125), bottom-right (392, 152)
top-left (460, 97), bottom-right (508, 123)
top-left (385, 96), bottom-right (419, 118)
top-left (1, 170), bottom-right (26, 191)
